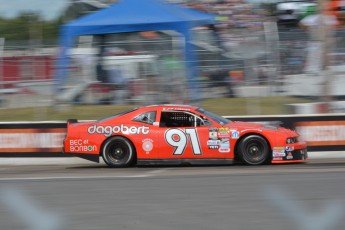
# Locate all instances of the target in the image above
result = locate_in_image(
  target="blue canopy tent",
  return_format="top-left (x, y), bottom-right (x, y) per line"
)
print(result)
top-left (56, 0), bottom-right (215, 101)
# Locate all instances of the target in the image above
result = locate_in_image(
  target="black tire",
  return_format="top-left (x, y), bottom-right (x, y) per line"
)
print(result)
top-left (101, 136), bottom-right (136, 168)
top-left (237, 135), bottom-right (270, 165)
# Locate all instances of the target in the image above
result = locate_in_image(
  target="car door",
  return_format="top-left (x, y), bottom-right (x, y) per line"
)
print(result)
top-left (158, 110), bottom-right (224, 159)
top-left (131, 110), bottom-right (160, 159)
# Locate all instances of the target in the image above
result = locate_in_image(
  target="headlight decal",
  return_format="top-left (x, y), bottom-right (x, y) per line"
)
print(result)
top-left (286, 137), bottom-right (298, 144)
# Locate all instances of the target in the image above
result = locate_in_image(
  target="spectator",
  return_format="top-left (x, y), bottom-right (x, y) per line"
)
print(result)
top-left (299, 10), bottom-right (338, 73)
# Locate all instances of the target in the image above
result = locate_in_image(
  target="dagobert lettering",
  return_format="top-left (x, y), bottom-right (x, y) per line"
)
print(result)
top-left (88, 125), bottom-right (150, 137)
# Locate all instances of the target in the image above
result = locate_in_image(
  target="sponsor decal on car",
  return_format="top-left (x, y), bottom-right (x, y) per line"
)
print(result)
top-left (142, 138), bottom-right (154, 153)
top-left (162, 107), bottom-right (191, 111)
top-left (218, 127), bottom-right (230, 138)
top-left (88, 124), bottom-right (150, 137)
top-left (285, 146), bottom-right (294, 151)
top-left (209, 128), bottom-right (218, 140)
top-left (273, 147), bottom-right (285, 153)
top-left (273, 157), bottom-right (283, 161)
top-left (69, 139), bottom-right (97, 152)
top-left (231, 130), bottom-right (240, 139)
top-left (207, 140), bottom-right (220, 150)
top-left (273, 152), bottom-right (286, 157)
top-left (287, 152), bottom-right (293, 159)
top-left (273, 146), bottom-right (286, 157)
top-left (219, 138), bottom-right (230, 152)
top-left (207, 140), bottom-right (220, 146)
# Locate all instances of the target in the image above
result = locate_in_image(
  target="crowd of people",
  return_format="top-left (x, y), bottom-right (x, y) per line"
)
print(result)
top-left (181, 0), bottom-right (269, 31)
top-left (180, 0), bottom-right (344, 76)
top-left (71, 0), bottom-right (345, 104)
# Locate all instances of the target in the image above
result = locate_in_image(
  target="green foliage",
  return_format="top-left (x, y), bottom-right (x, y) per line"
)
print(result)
top-left (0, 97), bottom-right (316, 121)
top-left (259, 3), bottom-right (277, 16)
top-left (0, 12), bottom-right (61, 43)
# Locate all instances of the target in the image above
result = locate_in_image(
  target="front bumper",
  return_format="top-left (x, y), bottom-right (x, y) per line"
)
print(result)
top-left (272, 147), bottom-right (308, 164)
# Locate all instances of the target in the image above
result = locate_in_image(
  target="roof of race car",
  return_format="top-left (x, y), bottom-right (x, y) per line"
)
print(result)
top-left (142, 104), bottom-right (198, 111)
top-left (96, 105), bottom-right (199, 122)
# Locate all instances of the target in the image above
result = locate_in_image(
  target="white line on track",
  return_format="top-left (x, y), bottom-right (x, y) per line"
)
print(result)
top-left (143, 168), bottom-right (170, 176)
top-left (0, 169), bottom-right (172, 181)
top-left (0, 175), bottom-right (148, 181)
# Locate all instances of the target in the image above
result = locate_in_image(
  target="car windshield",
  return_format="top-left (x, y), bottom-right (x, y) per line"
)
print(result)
top-left (196, 108), bottom-right (231, 125)
top-left (98, 108), bottom-right (138, 122)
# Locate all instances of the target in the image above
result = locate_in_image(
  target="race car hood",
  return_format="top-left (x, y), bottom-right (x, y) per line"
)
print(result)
top-left (228, 121), bottom-right (264, 129)
top-left (227, 121), bottom-right (297, 135)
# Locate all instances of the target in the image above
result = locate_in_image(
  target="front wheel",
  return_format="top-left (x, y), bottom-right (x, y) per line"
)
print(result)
top-left (237, 135), bottom-right (270, 165)
top-left (102, 136), bottom-right (136, 168)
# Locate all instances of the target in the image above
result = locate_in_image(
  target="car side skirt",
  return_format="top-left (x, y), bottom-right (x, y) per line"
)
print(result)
top-left (64, 153), bottom-right (100, 163)
top-left (137, 158), bottom-right (234, 166)
top-left (272, 159), bottom-right (306, 164)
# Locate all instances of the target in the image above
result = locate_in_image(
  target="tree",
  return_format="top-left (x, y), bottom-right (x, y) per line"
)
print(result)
top-left (0, 12), bottom-right (62, 44)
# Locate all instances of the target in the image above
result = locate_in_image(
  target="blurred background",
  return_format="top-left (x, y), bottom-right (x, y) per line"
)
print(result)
top-left (1, 3), bottom-right (345, 230)
top-left (1, 0), bottom-right (345, 120)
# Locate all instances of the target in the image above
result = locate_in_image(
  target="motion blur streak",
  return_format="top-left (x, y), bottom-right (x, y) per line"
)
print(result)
top-left (264, 185), bottom-right (344, 230)
top-left (1, 187), bottom-right (64, 230)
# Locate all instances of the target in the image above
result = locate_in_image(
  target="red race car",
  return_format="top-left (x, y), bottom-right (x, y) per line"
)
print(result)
top-left (63, 104), bottom-right (307, 167)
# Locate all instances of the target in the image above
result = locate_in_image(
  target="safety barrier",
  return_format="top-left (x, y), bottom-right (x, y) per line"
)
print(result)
top-left (0, 113), bottom-right (345, 157)
top-left (0, 121), bottom-right (66, 157)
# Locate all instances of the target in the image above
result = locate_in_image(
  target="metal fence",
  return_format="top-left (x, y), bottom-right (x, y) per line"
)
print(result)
top-left (1, 27), bottom-right (345, 109)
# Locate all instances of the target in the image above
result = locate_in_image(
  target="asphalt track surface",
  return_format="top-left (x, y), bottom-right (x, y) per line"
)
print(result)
top-left (0, 158), bottom-right (345, 230)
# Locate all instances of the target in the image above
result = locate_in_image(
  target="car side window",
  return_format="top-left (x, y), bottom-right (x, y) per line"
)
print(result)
top-left (160, 111), bottom-right (210, 127)
top-left (133, 111), bottom-right (156, 125)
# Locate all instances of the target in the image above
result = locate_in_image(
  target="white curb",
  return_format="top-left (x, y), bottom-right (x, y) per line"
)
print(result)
top-left (0, 152), bottom-right (344, 166)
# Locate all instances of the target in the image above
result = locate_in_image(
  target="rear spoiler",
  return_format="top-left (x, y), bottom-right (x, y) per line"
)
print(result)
top-left (67, 119), bottom-right (78, 124)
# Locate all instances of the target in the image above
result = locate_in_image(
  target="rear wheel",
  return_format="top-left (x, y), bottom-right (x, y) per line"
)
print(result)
top-left (237, 135), bottom-right (270, 165)
top-left (102, 136), bottom-right (136, 168)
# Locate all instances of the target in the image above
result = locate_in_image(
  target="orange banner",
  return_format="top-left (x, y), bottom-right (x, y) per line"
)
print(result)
top-left (0, 128), bottom-right (66, 153)
top-left (295, 121), bottom-right (345, 146)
